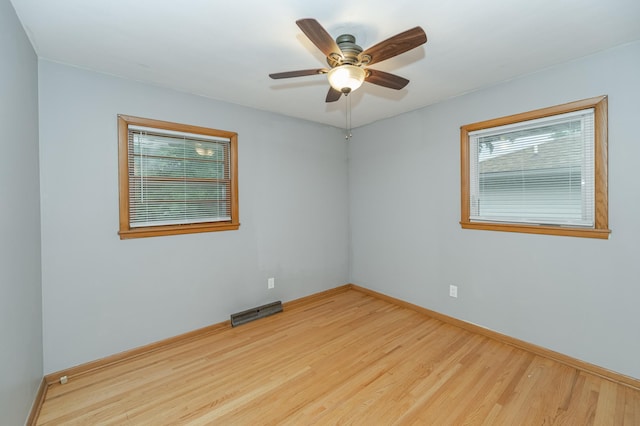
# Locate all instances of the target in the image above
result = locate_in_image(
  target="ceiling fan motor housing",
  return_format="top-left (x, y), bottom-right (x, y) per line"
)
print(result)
top-left (327, 34), bottom-right (369, 68)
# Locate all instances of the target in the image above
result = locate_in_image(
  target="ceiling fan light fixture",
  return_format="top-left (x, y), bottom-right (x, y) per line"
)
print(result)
top-left (327, 65), bottom-right (366, 94)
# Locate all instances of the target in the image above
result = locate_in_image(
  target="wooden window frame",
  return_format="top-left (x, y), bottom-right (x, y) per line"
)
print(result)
top-left (118, 115), bottom-right (240, 239)
top-left (460, 96), bottom-right (609, 239)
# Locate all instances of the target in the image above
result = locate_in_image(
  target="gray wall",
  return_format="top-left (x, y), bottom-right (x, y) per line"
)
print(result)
top-left (38, 61), bottom-right (349, 373)
top-left (0, 0), bottom-right (43, 424)
top-left (349, 40), bottom-right (640, 379)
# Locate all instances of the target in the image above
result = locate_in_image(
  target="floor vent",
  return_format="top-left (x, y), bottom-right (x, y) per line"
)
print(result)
top-left (230, 301), bottom-right (283, 327)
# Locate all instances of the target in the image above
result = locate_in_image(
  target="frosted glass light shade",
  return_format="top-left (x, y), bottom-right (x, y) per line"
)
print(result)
top-left (327, 65), bottom-right (366, 93)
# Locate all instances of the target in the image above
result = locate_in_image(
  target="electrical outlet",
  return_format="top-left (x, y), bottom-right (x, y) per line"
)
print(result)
top-left (268, 277), bottom-right (275, 289)
top-left (449, 285), bottom-right (458, 298)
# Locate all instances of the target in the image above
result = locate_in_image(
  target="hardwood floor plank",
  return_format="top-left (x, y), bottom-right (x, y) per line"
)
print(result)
top-left (36, 289), bottom-right (640, 425)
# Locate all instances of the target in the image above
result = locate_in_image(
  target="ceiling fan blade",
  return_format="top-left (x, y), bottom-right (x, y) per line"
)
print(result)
top-left (269, 69), bottom-right (328, 79)
top-left (325, 87), bottom-right (342, 102)
top-left (360, 26), bottom-right (427, 66)
top-left (365, 69), bottom-right (410, 90)
top-left (296, 18), bottom-right (343, 60)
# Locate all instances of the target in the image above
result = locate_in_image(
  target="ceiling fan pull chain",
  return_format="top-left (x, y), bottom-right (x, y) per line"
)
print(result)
top-left (345, 95), bottom-right (352, 140)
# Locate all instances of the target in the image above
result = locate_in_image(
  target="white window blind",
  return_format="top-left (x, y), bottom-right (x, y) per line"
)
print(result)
top-left (127, 125), bottom-right (232, 228)
top-left (468, 108), bottom-right (595, 227)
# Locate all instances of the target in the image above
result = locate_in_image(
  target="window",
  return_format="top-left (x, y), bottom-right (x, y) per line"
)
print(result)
top-left (460, 96), bottom-right (609, 239)
top-left (118, 115), bottom-right (239, 239)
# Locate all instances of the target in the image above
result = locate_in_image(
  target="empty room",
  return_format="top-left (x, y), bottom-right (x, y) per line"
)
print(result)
top-left (2, 0), bottom-right (640, 424)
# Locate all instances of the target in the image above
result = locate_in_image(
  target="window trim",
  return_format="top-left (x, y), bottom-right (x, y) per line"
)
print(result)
top-left (118, 115), bottom-right (240, 239)
top-left (460, 96), bottom-right (609, 239)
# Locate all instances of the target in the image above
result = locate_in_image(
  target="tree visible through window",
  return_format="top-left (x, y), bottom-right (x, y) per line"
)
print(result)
top-left (460, 96), bottom-right (609, 239)
top-left (118, 115), bottom-right (239, 239)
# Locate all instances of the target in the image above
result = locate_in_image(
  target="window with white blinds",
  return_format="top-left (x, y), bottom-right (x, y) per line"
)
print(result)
top-left (118, 115), bottom-right (239, 239)
top-left (469, 109), bottom-right (594, 227)
top-left (460, 96), bottom-right (609, 239)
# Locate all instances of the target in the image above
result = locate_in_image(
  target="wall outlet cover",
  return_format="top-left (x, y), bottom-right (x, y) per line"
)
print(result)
top-left (449, 285), bottom-right (458, 298)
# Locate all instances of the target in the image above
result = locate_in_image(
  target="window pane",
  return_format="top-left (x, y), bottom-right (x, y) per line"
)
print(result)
top-left (128, 130), bottom-right (231, 228)
top-left (469, 110), bottom-right (594, 227)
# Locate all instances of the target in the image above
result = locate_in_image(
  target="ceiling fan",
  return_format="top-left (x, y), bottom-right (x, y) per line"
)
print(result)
top-left (269, 19), bottom-right (427, 102)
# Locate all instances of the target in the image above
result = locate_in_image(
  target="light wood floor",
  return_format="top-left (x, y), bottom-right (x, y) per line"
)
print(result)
top-left (36, 289), bottom-right (640, 425)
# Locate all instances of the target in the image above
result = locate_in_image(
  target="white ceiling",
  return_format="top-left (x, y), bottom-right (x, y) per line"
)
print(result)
top-left (10, 0), bottom-right (640, 129)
